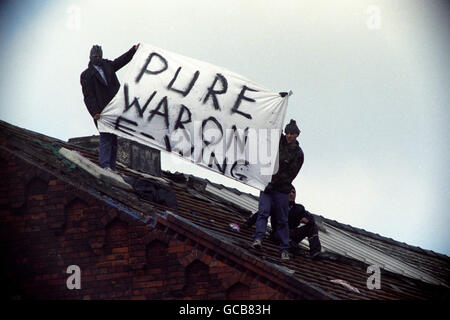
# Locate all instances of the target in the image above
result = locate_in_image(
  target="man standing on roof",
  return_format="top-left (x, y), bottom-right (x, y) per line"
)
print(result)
top-left (252, 118), bottom-right (304, 261)
top-left (80, 44), bottom-right (139, 171)
top-left (244, 185), bottom-right (323, 259)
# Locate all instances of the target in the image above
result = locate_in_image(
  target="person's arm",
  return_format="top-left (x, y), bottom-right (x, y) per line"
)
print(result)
top-left (286, 149), bottom-right (304, 182)
top-left (300, 217), bottom-right (309, 224)
top-left (289, 204), bottom-right (303, 228)
top-left (111, 44), bottom-right (139, 71)
top-left (271, 148), bottom-right (304, 186)
top-left (292, 150), bottom-right (304, 178)
top-left (80, 74), bottom-right (100, 117)
top-left (268, 137), bottom-right (284, 186)
top-left (303, 210), bottom-right (315, 224)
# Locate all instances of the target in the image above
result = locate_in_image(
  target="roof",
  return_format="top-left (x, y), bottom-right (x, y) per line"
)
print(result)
top-left (178, 174), bottom-right (450, 288)
top-left (1, 119), bottom-right (449, 300)
top-left (205, 180), bottom-right (450, 287)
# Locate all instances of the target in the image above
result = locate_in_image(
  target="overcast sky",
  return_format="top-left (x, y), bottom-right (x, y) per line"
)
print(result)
top-left (0, 0), bottom-right (448, 255)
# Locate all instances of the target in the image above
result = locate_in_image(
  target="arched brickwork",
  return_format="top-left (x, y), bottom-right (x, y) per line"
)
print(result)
top-left (104, 218), bottom-right (129, 254)
top-left (25, 176), bottom-right (48, 196)
top-left (146, 239), bottom-right (168, 269)
top-left (183, 259), bottom-right (210, 298)
top-left (226, 282), bottom-right (250, 300)
top-left (64, 198), bottom-right (88, 234)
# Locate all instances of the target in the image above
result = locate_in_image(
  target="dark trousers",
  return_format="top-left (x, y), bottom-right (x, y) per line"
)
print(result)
top-left (253, 191), bottom-right (290, 252)
top-left (290, 223), bottom-right (322, 256)
top-left (245, 210), bottom-right (322, 256)
top-left (99, 133), bottom-right (118, 169)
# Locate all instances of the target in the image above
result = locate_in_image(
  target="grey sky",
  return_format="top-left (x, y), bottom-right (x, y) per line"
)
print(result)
top-left (0, 0), bottom-right (448, 255)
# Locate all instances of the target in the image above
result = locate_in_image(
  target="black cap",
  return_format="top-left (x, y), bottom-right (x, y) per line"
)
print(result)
top-left (285, 119), bottom-right (300, 134)
top-left (90, 45), bottom-right (102, 58)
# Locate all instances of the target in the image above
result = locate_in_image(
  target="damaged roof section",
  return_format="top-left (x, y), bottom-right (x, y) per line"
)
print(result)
top-left (1, 119), bottom-right (449, 300)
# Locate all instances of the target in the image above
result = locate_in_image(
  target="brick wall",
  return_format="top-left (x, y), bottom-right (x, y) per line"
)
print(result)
top-left (0, 148), bottom-right (291, 300)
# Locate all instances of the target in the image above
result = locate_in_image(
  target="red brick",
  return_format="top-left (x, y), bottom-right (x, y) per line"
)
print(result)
top-left (0, 152), bottom-right (289, 301)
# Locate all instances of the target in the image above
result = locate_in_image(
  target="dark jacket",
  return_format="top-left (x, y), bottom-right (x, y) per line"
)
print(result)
top-left (286, 202), bottom-right (314, 229)
top-left (270, 134), bottom-right (304, 194)
top-left (80, 46), bottom-right (137, 126)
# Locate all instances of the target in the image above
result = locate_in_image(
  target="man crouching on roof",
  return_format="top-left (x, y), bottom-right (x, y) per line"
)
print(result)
top-left (251, 118), bottom-right (304, 261)
top-left (243, 185), bottom-right (323, 259)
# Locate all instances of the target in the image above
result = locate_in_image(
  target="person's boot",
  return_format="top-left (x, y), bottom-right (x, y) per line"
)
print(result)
top-left (311, 251), bottom-right (325, 260)
top-left (241, 221), bottom-right (251, 230)
top-left (241, 214), bottom-right (256, 229)
top-left (289, 240), bottom-right (306, 257)
top-left (309, 235), bottom-right (322, 258)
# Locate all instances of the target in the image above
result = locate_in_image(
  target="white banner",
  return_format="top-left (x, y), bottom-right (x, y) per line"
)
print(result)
top-left (98, 43), bottom-right (289, 190)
